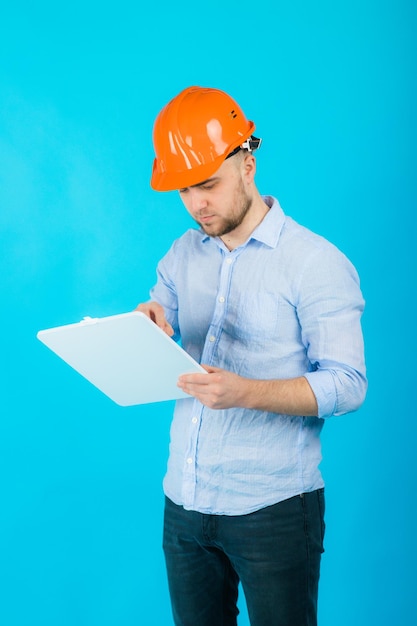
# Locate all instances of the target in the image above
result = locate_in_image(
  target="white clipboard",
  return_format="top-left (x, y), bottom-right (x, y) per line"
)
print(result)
top-left (37, 311), bottom-right (206, 406)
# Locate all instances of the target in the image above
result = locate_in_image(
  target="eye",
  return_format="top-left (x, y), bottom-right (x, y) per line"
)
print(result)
top-left (178, 188), bottom-right (189, 194)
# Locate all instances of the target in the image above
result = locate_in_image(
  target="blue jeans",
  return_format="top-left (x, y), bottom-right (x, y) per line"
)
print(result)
top-left (163, 490), bottom-right (325, 626)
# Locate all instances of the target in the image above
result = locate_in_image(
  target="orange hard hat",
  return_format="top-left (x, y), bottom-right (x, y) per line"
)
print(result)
top-left (150, 86), bottom-right (261, 191)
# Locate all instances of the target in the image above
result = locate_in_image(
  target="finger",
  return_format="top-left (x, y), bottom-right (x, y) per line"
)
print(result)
top-left (153, 310), bottom-right (174, 336)
top-left (201, 364), bottom-right (221, 374)
top-left (136, 302), bottom-right (174, 336)
top-left (178, 372), bottom-right (211, 386)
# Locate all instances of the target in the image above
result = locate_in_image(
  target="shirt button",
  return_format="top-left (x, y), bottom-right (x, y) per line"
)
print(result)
top-left (209, 335), bottom-right (216, 342)
top-left (192, 417), bottom-right (198, 424)
top-left (226, 258), bottom-right (233, 265)
top-left (218, 296), bottom-right (225, 303)
top-left (186, 457), bottom-right (193, 464)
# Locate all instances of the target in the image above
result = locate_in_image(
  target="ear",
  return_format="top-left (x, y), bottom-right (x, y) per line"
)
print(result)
top-left (242, 153), bottom-right (256, 184)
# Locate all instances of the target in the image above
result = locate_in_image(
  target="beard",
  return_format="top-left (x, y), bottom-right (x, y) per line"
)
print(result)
top-left (195, 182), bottom-right (253, 238)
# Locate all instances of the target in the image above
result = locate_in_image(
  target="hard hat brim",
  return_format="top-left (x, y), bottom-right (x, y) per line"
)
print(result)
top-left (151, 153), bottom-right (227, 192)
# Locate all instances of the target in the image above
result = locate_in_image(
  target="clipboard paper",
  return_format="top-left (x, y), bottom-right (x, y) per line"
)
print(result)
top-left (37, 311), bottom-right (206, 406)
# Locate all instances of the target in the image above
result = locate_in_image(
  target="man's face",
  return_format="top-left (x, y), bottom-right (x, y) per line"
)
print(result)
top-left (178, 154), bottom-right (253, 238)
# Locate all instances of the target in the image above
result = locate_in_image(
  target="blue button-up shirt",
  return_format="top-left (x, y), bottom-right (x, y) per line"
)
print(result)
top-left (150, 196), bottom-right (367, 515)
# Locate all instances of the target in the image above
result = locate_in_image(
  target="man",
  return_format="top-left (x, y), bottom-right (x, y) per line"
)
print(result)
top-left (137, 86), bottom-right (367, 626)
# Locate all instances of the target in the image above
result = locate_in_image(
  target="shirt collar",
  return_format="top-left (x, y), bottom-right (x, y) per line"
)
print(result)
top-left (200, 195), bottom-right (285, 249)
top-left (249, 196), bottom-right (285, 248)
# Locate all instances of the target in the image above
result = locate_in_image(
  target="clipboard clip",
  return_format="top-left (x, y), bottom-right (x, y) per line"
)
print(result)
top-left (80, 316), bottom-right (99, 325)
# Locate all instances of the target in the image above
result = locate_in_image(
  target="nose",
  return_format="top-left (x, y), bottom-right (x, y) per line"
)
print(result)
top-left (188, 188), bottom-right (208, 214)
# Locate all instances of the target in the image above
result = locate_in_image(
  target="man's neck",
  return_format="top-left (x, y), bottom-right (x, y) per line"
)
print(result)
top-left (220, 196), bottom-right (270, 251)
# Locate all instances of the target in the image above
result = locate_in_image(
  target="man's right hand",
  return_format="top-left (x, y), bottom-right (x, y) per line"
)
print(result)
top-left (135, 301), bottom-right (174, 337)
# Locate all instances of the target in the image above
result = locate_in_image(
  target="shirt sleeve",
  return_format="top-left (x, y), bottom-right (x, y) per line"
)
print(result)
top-left (298, 244), bottom-right (367, 418)
top-left (149, 244), bottom-right (181, 342)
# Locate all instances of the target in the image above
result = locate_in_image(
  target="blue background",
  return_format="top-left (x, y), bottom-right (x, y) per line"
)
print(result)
top-left (0, 1), bottom-right (415, 624)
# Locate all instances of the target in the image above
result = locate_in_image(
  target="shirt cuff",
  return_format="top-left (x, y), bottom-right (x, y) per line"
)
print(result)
top-left (304, 370), bottom-right (337, 418)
